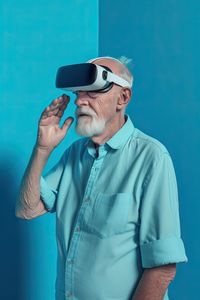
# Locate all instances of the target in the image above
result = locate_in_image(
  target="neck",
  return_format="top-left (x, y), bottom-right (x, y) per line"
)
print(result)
top-left (91, 114), bottom-right (126, 146)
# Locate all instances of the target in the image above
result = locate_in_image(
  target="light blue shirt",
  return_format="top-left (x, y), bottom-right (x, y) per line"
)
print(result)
top-left (40, 114), bottom-right (188, 300)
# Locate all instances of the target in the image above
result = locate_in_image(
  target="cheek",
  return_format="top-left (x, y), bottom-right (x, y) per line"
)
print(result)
top-left (91, 99), bottom-right (105, 118)
top-left (96, 97), bottom-right (117, 117)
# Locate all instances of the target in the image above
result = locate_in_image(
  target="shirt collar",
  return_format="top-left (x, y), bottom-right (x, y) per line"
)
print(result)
top-left (84, 114), bottom-right (135, 150)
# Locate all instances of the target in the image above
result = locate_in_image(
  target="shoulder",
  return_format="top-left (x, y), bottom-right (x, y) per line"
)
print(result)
top-left (127, 127), bottom-right (174, 183)
top-left (129, 128), bottom-right (177, 186)
top-left (63, 137), bottom-right (88, 158)
top-left (130, 127), bottom-right (171, 160)
top-left (70, 137), bottom-right (88, 149)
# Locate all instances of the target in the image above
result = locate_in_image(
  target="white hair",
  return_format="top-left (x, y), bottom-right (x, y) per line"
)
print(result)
top-left (87, 55), bottom-right (134, 87)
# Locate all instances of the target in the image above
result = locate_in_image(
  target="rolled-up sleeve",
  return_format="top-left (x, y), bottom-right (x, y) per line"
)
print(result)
top-left (139, 152), bottom-right (188, 268)
top-left (40, 149), bottom-right (69, 213)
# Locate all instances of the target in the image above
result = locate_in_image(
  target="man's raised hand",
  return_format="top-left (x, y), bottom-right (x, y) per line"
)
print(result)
top-left (36, 94), bottom-right (74, 152)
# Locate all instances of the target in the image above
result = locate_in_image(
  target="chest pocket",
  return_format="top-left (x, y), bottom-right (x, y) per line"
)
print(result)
top-left (86, 192), bottom-right (132, 238)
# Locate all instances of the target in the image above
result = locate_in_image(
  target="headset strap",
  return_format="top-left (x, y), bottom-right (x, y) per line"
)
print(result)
top-left (106, 71), bottom-right (131, 88)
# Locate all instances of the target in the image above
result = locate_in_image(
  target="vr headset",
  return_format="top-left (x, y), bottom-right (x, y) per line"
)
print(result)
top-left (55, 63), bottom-right (131, 93)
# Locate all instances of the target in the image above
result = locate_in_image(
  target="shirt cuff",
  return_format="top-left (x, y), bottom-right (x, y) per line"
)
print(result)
top-left (40, 176), bottom-right (57, 213)
top-left (140, 235), bottom-right (188, 268)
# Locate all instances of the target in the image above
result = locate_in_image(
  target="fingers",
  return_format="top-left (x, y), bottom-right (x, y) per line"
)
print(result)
top-left (61, 117), bottom-right (74, 133)
top-left (50, 94), bottom-right (69, 108)
top-left (41, 94), bottom-right (70, 119)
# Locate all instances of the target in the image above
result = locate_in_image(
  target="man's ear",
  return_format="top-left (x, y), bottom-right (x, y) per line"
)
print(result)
top-left (117, 88), bottom-right (132, 110)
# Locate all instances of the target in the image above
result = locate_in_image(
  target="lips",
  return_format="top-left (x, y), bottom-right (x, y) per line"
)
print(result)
top-left (79, 114), bottom-right (90, 117)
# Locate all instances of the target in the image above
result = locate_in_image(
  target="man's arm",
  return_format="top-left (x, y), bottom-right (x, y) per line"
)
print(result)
top-left (15, 94), bottom-right (73, 220)
top-left (132, 263), bottom-right (176, 300)
top-left (15, 145), bottom-right (52, 220)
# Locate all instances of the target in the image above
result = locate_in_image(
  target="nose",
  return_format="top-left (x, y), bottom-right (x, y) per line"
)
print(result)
top-left (74, 91), bottom-right (90, 106)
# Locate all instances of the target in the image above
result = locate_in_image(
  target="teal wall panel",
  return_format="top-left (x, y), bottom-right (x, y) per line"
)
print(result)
top-left (99, 1), bottom-right (196, 299)
top-left (0, 1), bottom-right (98, 299)
top-left (2, 0), bottom-right (197, 299)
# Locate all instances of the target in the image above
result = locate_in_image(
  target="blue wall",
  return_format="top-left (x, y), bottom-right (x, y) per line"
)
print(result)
top-left (99, 1), bottom-right (198, 299)
top-left (1, 0), bottom-right (197, 299)
top-left (0, 1), bottom-right (98, 299)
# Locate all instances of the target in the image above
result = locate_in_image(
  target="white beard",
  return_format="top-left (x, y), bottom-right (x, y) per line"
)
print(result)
top-left (75, 115), bottom-right (106, 137)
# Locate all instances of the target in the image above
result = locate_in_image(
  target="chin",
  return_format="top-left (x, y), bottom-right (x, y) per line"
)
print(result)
top-left (75, 117), bottom-right (106, 137)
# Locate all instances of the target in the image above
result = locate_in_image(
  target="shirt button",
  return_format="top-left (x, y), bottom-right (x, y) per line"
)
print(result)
top-left (67, 258), bottom-right (73, 264)
top-left (66, 291), bottom-right (72, 297)
top-left (85, 197), bottom-right (90, 202)
top-left (75, 226), bottom-right (80, 232)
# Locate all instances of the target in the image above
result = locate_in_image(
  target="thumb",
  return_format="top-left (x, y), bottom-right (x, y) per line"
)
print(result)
top-left (61, 117), bottom-right (74, 133)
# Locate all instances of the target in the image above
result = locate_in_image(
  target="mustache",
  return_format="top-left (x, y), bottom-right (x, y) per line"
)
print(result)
top-left (75, 107), bottom-right (97, 118)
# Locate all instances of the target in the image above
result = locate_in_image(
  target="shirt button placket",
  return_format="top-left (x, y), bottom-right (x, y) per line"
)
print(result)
top-left (65, 290), bottom-right (72, 298)
top-left (64, 152), bottom-right (104, 300)
top-left (67, 258), bottom-right (73, 265)
top-left (66, 258), bottom-right (73, 300)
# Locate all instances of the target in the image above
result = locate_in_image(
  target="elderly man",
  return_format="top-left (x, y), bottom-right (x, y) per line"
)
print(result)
top-left (15, 56), bottom-right (188, 300)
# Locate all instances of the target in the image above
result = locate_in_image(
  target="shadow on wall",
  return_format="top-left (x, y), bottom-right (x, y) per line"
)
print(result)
top-left (0, 149), bottom-right (29, 299)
